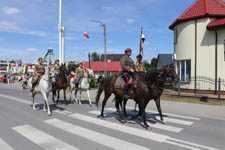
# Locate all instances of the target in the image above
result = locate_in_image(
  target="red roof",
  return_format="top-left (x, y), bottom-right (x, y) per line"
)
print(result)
top-left (83, 61), bottom-right (122, 72)
top-left (169, 0), bottom-right (225, 29)
top-left (207, 18), bottom-right (225, 30)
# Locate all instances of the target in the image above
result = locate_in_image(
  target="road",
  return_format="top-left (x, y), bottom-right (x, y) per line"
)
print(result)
top-left (0, 83), bottom-right (225, 150)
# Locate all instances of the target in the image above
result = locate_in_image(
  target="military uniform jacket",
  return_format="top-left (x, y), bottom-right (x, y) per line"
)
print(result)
top-left (76, 67), bottom-right (85, 77)
top-left (54, 64), bottom-right (60, 74)
top-left (134, 61), bottom-right (146, 72)
top-left (34, 64), bottom-right (45, 75)
top-left (120, 55), bottom-right (135, 72)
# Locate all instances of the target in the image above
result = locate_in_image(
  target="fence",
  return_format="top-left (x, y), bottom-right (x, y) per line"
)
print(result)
top-left (167, 76), bottom-right (225, 101)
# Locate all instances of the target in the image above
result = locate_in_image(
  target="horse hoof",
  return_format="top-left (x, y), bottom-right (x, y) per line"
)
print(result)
top-left (97, 115), bottom-right (105, 120)
top-left (43, 109), bottom-right (47, 112)
top-left (48, 112), bottom-right (52, 116)
top-left (89, 104), bottom-right (92, 107)
top-left (119, 119), bottom-right (127, 124)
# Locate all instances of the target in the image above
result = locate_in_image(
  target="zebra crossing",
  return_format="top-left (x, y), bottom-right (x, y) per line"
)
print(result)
top-left (0, 93), bottom-right (221, 150)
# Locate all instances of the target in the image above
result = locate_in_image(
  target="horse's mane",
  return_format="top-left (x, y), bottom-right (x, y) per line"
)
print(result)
top-left (144, 70), bottom-right (161, 83)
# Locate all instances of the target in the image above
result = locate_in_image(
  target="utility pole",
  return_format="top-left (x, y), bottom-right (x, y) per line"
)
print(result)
top-left (88, 52), bottom-right (91, 68)
top-left (90, 20), bottom-right (107, 77)
top-left (58, 0), bottom-right (65, 65)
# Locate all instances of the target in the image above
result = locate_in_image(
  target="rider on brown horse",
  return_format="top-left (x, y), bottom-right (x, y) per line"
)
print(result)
top-left (31, 58), bottom-right (45, 92)
top-left (54, 59), bottom-right (60, 79)
top-left (120, 48), bottom-right (136, 99)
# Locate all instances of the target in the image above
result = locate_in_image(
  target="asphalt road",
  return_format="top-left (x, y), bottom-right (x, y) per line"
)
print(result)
top-left (0, 83), bottom-right (225, 150)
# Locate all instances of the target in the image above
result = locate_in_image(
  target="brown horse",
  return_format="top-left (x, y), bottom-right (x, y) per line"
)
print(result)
top-left (52, 64), bottom-right (68, 105)
top-left (95, 65), bottom-right (179, 129)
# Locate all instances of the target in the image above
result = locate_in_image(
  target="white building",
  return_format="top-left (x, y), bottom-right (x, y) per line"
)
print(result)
top-left (170, 0), bottom-right (225, 93)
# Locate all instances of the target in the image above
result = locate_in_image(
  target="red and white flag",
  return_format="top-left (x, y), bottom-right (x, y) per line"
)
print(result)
top-left (139, 28), bottom-right (145, 55)
top-left (83, 32), bottom-right (90, 38)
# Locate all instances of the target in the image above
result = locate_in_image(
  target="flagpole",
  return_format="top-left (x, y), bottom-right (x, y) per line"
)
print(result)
top-left (83, 33), bottom-right (86, 63)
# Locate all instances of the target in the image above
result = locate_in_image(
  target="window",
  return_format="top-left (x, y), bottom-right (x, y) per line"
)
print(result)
top-left (174, 29), bottom-right (177, 44)
top-left (176, 60), bottom-right (191, 82)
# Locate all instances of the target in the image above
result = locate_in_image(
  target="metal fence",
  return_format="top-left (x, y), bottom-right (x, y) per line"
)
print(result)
top-left (167, 76), bottom-right (225, 101)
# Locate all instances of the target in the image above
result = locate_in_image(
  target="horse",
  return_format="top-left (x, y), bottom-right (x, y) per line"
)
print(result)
top-left (69, 68), bottom-right (94, 106)
top-left (95, 65), bottom-right (179, 129)
top-left (52, 64), bottom-right (68, 105)
top-left (27, 67), bottom-right (55, 116)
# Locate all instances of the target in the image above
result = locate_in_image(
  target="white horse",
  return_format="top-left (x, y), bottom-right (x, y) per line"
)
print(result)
top-left (69, 69), bottom-right (94, 106)
top-left (27, 67), bottom-right (55, 116)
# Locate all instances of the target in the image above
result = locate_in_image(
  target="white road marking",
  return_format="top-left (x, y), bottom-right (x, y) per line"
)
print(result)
top-left (12, 125), bottom-right (78, 150)
top-left (165, 140), bottom-right (202, 150)
top-left (168, 138), bottom-right (219, 150)
top-left (0, 94), bottom-right (30, 105)
top-left (126, 106), bottom-right (200, 120)
top-left (69, 113), bottom-right (169, 142)
top-left (0, 138), bottom-right (15, 150)
top-left (44, 118), bottom-right (150, 150)
top-left (0, 94), bottom-right (72, 115)
top-left (89, 110), bottom-right (183, 133)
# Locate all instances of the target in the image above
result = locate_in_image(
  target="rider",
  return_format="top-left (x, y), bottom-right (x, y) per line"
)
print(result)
top-left (74, 62), bottom-right (86, 88)
top-left (31, 58), bottom-right (45, 92)
top-left (54, 59), bottom-right (60, 79)
top-left (134, 54), bottom-right (147, 72)
top-left (120, 48), bottom-right (136, 99)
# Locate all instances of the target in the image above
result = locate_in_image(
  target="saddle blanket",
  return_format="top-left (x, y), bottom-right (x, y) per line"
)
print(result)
top-left (114, 77), bottom-right (125, 89)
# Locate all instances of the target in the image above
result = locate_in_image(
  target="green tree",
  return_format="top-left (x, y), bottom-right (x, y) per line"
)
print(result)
top-left (67, 63), bottom-right (79, 73)
top-left (91, 52), bottom-right (100, 61)
top-left (143, 57), bottom-right (157, 71)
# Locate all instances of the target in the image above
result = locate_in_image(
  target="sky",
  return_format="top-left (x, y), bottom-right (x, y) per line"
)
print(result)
top-left (0, 0), bottom-right (195, 63)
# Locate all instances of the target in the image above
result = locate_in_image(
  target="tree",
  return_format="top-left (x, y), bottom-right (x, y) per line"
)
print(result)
top-left (91, 52), bottom-right (100, 61)
top-left (143, 57), bottom-right (157, 71)
top-left (67, 63), bottom-right (79, 73)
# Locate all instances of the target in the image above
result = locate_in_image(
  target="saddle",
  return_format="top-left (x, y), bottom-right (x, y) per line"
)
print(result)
top-left (114, 77), bottom-right (125, 89)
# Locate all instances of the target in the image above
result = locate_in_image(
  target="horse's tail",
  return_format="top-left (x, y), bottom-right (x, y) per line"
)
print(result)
top-left (95, 77), bottom-right (106, 107)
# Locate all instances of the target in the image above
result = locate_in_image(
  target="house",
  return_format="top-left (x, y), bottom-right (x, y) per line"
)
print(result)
top-left (169, 0), bottom-right (225, 92)
top-left (83, 61), bottom-right (122, 77)
top-left (100, 54), bottom-right (125, 62)
top-left (155, 54), bottom-right (174, 69)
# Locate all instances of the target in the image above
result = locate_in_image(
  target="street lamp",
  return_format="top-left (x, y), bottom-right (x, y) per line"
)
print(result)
top-left (90, 20), bottom-right (107, 77)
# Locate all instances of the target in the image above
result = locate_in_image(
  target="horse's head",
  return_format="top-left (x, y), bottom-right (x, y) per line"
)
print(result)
top-left (59, 64), bottom-right (68, 75)
top-left (160, 65), bottom-right (179, 82)
top-left (86, 68), bottom-right (94, 78)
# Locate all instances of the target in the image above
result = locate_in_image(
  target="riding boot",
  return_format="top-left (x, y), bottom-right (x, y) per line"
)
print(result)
top-left (30, 82), bottom-right (36, 92)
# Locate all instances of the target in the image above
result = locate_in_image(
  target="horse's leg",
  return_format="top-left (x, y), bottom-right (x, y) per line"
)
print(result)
top-left (123, 98), bottom-right (128, 117)
top-left (57, 89), bottom-right (60, 104)
top-left (43, 101), bottom-right (47, 112)
top-left (98, 91), bottom-right (112, 119)
top-left (87, 90), bottom-right (92, 107)
top-left (154, 97), bottom-right (164, 123)
top-left (32, 95), bottom-right (36, 110)
top-left (42, 91), bottom-right (52, 116)
top-left (64, 89), bottom-right (67, 105)
top-left (79, 90), bottom-right (82, 104)
top-left (74, 89), bottom-right (78, 103)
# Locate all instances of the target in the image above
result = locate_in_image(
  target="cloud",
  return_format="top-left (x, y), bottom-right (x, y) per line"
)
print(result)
top-left (26, 31), bottom-right (47, 37)
top-left (0, 20), bottom-right (47, 37)
top-left (27, 48), bottom-right (38, 52)
top-left (2, 7), bottom-right (22, 15)
top-left (0, 20), bottom-right (23, 32)
top-left (127, 18), bottom-right (136, 24)
top-left (102, 6), bottom-right (114, 13)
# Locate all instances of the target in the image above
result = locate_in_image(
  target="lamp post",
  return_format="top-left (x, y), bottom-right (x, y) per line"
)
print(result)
top-left (90, 20), bottom-right (107, 77)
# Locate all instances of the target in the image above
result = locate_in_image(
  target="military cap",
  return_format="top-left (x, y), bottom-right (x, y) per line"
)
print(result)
top-left (124, 48), bottom-right (132, 53)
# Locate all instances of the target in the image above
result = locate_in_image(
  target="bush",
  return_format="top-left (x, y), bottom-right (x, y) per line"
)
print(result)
top-left (89, 78), bottom-right (96, 88)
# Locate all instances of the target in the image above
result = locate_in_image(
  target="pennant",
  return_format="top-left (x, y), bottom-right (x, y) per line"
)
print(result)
top-left (84, 32), bottom-right (90, 38)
